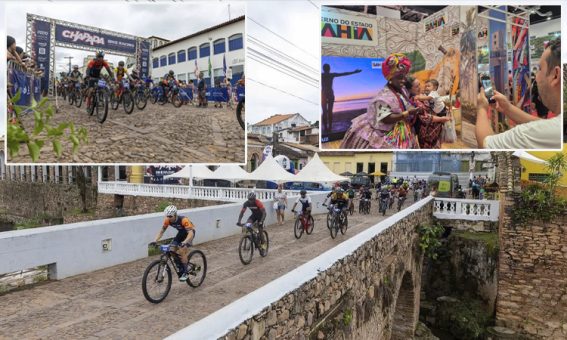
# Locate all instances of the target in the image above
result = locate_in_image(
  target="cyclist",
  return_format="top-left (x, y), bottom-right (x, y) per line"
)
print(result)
top-left (149, 205), bottom-right (196, 282)
top-left (397, 183), bottom-right (408, 211)
top-left (379, 186), bottom-right (391, 213)
top-left (291, 190), bottom-right (312, 218)
top-left (346, 185), bottom-right (355, 210)
top-left (237, 192), bottom-right (267, 249)
top-left (324, 187), bottom-right (349, 214)
top-left (114, 61), bottom-right (129, 97)
top-left (68, 65), bottom-right (83, 86)
top-left (85, 50), bottom-right (114, 106)
top-left (161, 70), bottom-right (177, 99)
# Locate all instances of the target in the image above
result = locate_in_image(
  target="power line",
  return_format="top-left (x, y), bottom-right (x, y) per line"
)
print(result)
top-left (248, 35), bottom-right (319, 75)
top-left (248, 48), bottom-right (319, 86)
top-left (248, 77), bottom-right (319, 106)
top-left (248, 54), bottom-right (318, 88)
top-left (248, 17), bottom-right (319, 60)
top-left (307, 0), bottom-right (320, 10)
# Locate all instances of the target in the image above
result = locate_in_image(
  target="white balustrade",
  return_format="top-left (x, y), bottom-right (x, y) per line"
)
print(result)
top-left (97, 181), bottom-right (307, 202)
top-left (433, 198), bottom-right (499, 221)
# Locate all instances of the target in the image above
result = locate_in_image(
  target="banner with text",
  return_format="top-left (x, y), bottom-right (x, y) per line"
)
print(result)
top-left (137, 40), bottom-right (151, 78)
top-left (321, 9), bottom-right (377, 47)
top-left (423, 10), bottom-right (448, 33)
top-left (32, 19), bottom-right (51, 93)
top-left (55, 24), bottom-right (137, 54)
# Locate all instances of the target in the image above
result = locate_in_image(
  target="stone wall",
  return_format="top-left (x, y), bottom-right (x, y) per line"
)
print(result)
top-left (436, 218), bottom-right (497, 232)
top-left (0, 181), bottom-right (97, 222)
top-left (495, 153), bottom-right (567, 339)
top-left (221, 202), bottom-right (433, 340)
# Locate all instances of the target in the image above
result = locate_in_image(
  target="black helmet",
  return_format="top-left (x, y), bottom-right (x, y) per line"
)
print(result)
top-left (118, 61), bottom-right (125, 66)
top-left (300, 190), bottom-right (307, 195)
top-left (168, 70), bottom-right (174, 76)
top-left (248, 192), bottom-right (256, 200)
top-left (96, 50), bottom-right (105, 58)
top-left (73, 65), bottom-right (79, 69)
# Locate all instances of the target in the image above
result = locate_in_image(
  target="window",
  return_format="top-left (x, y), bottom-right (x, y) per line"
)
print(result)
top-left (199, 43), bottom-right (210, 58)
top-left (168, 52), bottom-right (176, 65)
top-left (228, 34), bottom-right (243, 51)
top-left (213, 38), bottom-right (225, 54)
top-left (177, 73), bottom-right (187, 82)
top-left (159, 55), bottom-right (167, 67)
top-left (152, 58), bottom-right (159, 68)
top-left (188, 47), bottom-right (197, 60)
top-left (356, 163), bottom-right (364, 173)
top-left (177, 50), bottom-right (186, 63)
top-left (528, 173), bottom-right (549, 182)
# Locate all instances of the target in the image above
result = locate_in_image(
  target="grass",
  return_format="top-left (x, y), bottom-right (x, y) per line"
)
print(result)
top-left (453, 231), bottom-right (499, 257)
top-left (69, 208), bottom-right (95, 216)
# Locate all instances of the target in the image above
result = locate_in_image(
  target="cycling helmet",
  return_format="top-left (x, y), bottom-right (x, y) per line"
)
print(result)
top-left (300, 190), bottom-right (307, 195)
top-left (132, 69), bottom-right (138, 74)
top-left (96, 50), bottom-right (105, 58)
top-left (118, 61), bottom-right (125, 66)
top-left (248, 192), bottom-right (256, 200)
top-left (168, 70), bottom-right (174, 76)
top-left (73, 65), bottom-right (79, 69)
top-left (164, 205), bottom-right (177, 217)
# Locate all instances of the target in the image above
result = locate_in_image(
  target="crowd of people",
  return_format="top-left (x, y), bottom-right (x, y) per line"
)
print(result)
top-left (340, 53), bottom-right (455, 150)
top-left (7, 35), bottom-right (47, 103)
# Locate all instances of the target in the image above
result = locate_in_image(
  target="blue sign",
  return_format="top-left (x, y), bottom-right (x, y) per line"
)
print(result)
top-left (55, 24), bottom-right (137, 54)
top-left (33, 19), bottom-right (51, 94)
top-left (138, 40), bottom-right (151, 79)
top-left (9, 67), bottom-right (31, 106)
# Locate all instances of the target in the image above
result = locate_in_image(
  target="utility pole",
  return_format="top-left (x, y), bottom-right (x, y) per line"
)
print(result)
top-left (228, 4), bottom-right (231, 20)
top-left (64, 56), bottom-right (73, 75)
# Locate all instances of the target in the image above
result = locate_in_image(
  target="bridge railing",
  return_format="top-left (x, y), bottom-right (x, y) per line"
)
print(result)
top-left (97, 181), bottom-right (318, 202)
top-left (432, 198), bottom-right (499, 221)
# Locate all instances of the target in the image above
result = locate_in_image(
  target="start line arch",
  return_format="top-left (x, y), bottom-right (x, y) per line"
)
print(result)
top-left (25, 13), bottom-right (151, 95)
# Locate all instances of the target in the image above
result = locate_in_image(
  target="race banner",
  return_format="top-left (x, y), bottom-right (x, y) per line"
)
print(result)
top-left (321, 9), bottom-right (377, 46)
top-left (207, 87), bottom-right (229, 102)
top-left (32, 19), bottom-right (51, 94)
top-left (137, 39), bottom-right (151, 78)
top-left (55, 24), bottom-right (136, 54)
top-left (9, 67), bottom-right (31, 106)
top-left (424, 9), bottom-right (447, 32)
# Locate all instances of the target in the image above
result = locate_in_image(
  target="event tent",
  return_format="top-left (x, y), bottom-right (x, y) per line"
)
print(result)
top-left (209, 164), bottom-right (250, 181)
top-left (293, 154), bottom-right (350, 183)
top-left (247, 155), bottom-right (297, 182)
top-left (164, 164), bottom-right (214, 179)
top-left (512, 150), bottom-right (547, 164)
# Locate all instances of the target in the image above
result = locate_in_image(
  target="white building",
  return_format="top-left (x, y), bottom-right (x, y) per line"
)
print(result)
top-left (150, 16), bottom-right (244, 87)
top-left (249, 113), bottom-right (311, 139)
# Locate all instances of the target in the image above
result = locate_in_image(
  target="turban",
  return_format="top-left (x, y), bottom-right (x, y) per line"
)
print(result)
top-left (382, 53), bottom-right (412, 81)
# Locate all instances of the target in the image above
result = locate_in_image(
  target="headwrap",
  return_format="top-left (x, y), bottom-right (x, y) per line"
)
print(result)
top-left (382, 53), bottom-right (412, 81)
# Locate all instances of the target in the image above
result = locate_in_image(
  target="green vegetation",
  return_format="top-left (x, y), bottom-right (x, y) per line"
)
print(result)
top-left (156, 201), bottom-right (173, 213)
top-left (417, 224), bottom-right (445, 260)
top-left (14, 214), bottom-right (61, 230)
top-left (342, 308), bottom-right (353, 326)
top-left (148, 238), bottom-right (173, 256)
top-left (7, 91), bottom-right (88, 162)
top-left (436, 297), bottom-right (492, 339)
top-left (453, 231), bottom-right (499, 257)
top-left (406, 50), bottom-right (426, 73)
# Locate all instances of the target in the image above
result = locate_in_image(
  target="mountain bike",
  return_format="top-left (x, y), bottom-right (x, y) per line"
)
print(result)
top-left (237, 222), bottom-right (269, 265)
top-left (292, 210), bottom-right (314, 239)
top-left (86, 78), bottom-right (110, 123)
top-left (379, 197), bottom-right (389, 216)
top-left (324, 204), bottom-right (347, 239)
top-left (110, 79), bottom-right (134, 114)
top-left (397, 196), bottom-right (406, 212)
top-left (359, 198), bottom-right (371, 215)
top-left (68, 82), bottom-right (82, 107)
top-left (134, 82), bottom-right (148, 110)
top-left (236, 85), bottom-right (245, 129)
top-left (142, 243), bottom-right (207, 304)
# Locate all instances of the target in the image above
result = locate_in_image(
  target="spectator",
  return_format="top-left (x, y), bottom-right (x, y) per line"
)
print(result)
top-left (476, 37), bottom-right (561, 149)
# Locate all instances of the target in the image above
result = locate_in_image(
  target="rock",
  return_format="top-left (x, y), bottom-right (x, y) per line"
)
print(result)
top-left (317, 330), bottom-right (325, 339)
top-left (266, 311), bottom-right (277, 327)
top-left (237, 324), bottom-right (248, 340)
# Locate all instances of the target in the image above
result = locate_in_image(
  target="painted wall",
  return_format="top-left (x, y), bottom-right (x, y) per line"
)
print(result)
top-left (520, 144), bottom-right (567, 186)
top-left (0, 193), bottom-right (329, 280)
top-left (320, 152), bottom-right (393, 174)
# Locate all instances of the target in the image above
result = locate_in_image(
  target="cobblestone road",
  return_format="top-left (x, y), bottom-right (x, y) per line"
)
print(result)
top-left (0, 199), bottom-right (419, 339)
top-left (8, 98), bottom-right (245, 164)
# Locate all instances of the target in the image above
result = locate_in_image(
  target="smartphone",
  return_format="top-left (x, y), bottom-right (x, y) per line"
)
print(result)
top-left (479, 75), bottom-right (496, 104)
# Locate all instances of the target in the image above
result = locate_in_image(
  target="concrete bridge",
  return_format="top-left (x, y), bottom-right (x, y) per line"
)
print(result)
top-left (0, 195), bottom-right (498, 339)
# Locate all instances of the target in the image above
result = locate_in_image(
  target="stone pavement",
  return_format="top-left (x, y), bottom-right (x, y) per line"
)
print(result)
top-left (0, 199), bottom-right (419, 339)
top-left (8, 98), bottom-right (245, 163)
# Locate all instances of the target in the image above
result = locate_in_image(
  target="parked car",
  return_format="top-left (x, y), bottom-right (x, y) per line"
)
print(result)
top-left (284, 182), bottom-right (331, 191)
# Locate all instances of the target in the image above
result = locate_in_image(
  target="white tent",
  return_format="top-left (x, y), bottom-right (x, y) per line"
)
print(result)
top-left (294, 153), bottom-right (350, 183)
top-left (164, 165), bottom-right (214, 179)
top-left (247, 155), bottom-right (297, 182)
top-left (209, 164), bottom-right (250, 181)
top-left (512, 150), bottom-right (547, 164)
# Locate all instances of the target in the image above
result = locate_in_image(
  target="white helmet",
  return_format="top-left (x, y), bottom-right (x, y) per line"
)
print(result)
top-left (164, 205), bottom-right (177, 217)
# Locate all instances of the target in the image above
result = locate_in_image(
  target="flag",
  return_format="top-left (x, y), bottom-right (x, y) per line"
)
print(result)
top-left (208, 56), bottom-right (212, 80)
top-left (223, 54), bottom-right (227, 77)
top-left (194, 59), bottom-right (199, 78)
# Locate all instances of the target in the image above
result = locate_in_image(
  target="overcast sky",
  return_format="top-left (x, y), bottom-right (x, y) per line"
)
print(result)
top-left (6, 1), bottom-right (245, 73)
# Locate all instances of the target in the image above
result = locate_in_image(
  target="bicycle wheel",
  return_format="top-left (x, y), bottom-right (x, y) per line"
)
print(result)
top-left (340, 216), bottom-right (348, 235)
top-left (306, 215), bottom-right (315, 235)
top-left (150, 92), bottom-right (158, 104)
top-left (87, 93), bottom-right (96, 116)
top-left (75, 90), bottom-right (83, 108)
top-left (96, 90), bottom-right (109, 124)
top-left (349, 202), bottom-right (354, 215)
top-left (294, 217), bottom-right (303, 239)
top-left (135, 92), bottom-right (147, 110)
top-left (330, 218), bottom-right (338, 239)
top-left (172, 94), bottom-right (182, 108)
top-left (186, 250), bottom-right (207, 288)
top-left (238, 235), bottom-right (254, 265)
top-left (123, 92), bottom-right (134, 114)
top-left (142, 259), bottom-right (172, 304)
top-left (236, 99), bottom-right (245, 129)
top-left (382, 202), bottom-right (386, 216)
top-left (326, 213), bottom-right (332, 230)
top-left (259, 230), bottom-right (269, 257)
top-left (110, 92), bottom-right (119, 110)
top-left (68, 91), bottom-right (75, 105)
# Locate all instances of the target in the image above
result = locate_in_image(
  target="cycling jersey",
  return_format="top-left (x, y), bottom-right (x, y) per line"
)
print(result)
top-left (295, 196), bottom-right (312, 212)
top-left (87, 59), bottom-right (110, 78)
top-left (398, 188), bottom-right (408, 198)
top-left (241, 199), bottom-right (265, 221)
top-left (68, 71), bottom-right (82, 80)
top-left (347, 189), bottom-right (355, 199)
top-left (162, 215), bottom-right (194, 232)
top-left (115, 67), bottom-right (128, 81)
top-left (380, 190), bottom-right (390, 199)
top-left (362, 190), bottom-right (372, 199)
